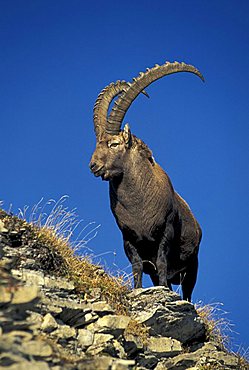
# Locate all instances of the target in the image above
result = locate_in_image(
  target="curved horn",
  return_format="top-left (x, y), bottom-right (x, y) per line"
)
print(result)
top-left (93, 81), bottom-right (130, 139)
top-left (107, 61), bottom-right (204, 133)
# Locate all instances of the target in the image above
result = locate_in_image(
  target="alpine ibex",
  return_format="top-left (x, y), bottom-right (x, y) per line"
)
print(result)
top-left (89, 61), bottom-right (203, 301)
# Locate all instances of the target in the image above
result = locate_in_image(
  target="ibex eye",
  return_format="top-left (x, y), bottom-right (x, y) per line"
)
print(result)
top-left (110, 142), bottom-right (120, 148)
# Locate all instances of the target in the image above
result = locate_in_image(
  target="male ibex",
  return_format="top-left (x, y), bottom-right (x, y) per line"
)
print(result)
top-left (89, 61), bottom-right (203, 301)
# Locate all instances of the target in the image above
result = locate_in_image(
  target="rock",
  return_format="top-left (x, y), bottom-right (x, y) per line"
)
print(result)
top-left (28, 311), bottom-right (44, 329)
top-left (41, 313), bottom-right (58, 333)
top-left (0, 220), bottom-right (8, 233)
top-left (12, 269), bottom-right (46, 287)
top-left (159, 342), bottom-right (240, 369)
top-left (129, 287), bottom-right (205, 344)
top-left (2, 362), bottom-right (50, 370)
top-left (136, 353), bottom-right (159, 369)
top-left (0, 286), bottom-right (12, 303)
top-left (52, 324), bottom-right (76, 339)
top-left (44, 275), bottom-right (75, 290)
top-left (77, 329), bottom-right (94, 347)
top-left (57, 307), bottom-right (98, 327)
top-left (123, 333), bottom-right (144, 357)
top-left (87, 333), bottom-right (114, 355)
top-left (21, 340), bottom-right (53, 357)
top-left (112, 359), bottom-right (136, 370)
top-left (146, 336), bottom-right (182, 358)
top-left (88, 315), bottom-right (131, 337)
top-left (109, 339), bottom-right (126, 358)
top-left (5, 330), bottom-right (33, 342)
top-left (11, 285), bottom-right (39, 305)
top-left (91, 301), bottom-right (115, 315)
top-left (77, 355), bottom-right (113, 370)
top-left (94, 333), bottom-right (114, 346)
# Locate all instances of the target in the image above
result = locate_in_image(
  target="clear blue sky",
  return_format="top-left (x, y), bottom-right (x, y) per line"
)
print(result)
top-left (1, 0), bottom-right (248, 351)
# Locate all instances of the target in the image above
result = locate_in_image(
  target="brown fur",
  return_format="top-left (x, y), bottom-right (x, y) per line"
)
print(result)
top-left (90, 126), bottom-right (201, 301)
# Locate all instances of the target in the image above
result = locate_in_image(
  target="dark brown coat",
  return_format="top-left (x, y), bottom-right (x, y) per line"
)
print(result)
top-left (90, 61), bottom-right (203, 301)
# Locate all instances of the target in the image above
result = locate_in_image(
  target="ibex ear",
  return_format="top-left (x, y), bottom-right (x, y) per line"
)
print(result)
top-left (123, 124), bottom-right (131, 146)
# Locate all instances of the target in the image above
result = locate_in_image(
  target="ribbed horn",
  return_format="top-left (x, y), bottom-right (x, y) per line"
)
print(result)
top-left (93, 81), bottom-right (130, 139)
top-left (107, 61), bottom-right (204, 132)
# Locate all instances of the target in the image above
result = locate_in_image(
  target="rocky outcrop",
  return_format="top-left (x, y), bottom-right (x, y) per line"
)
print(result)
top-left (0, 211), bottom-right (246, 369)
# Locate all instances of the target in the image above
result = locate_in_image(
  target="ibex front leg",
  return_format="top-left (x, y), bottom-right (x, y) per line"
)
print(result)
top-left (124, 240), bottom-right (143, 288)
top-left (156, 222), bottom-right (174, 287)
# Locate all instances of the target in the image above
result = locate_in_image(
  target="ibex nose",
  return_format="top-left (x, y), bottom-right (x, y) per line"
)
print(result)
top-left (89, 161), bottom-right (96, 171)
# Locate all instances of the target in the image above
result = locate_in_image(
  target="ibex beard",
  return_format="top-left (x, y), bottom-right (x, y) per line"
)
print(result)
top-left (89, 61), bottom-right (203, 301)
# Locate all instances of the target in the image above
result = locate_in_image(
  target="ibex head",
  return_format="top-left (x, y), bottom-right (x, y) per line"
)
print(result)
top-left (89, 61), bottom-right (204, 180)
top-left (89, 124), bottom-right (132, 180)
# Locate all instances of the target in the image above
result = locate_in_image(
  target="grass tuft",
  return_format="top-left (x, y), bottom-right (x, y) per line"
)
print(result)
top-left (1, 197), bottom-right (131, 314)
top-left (125, 319), bottom-right (149, 345)
top-left (195, 301), bottom-right (234, 350)
top-left (232, 346), bottom-right (249, 370)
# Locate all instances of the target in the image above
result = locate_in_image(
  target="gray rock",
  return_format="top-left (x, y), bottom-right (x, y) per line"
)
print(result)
top-left (2, 362), bottom-right (50, 370)
top-left (146, 336), bottom-right (182, 358)
top-left (159, 342), bottom-right (240, 369)
top-left (88, 315), bottom-right (131, 337)
top-left (129, 286), bottom-right (180, 305)
top-left (57, 307), bottom-right (98, 327)
top-left (0, 286), bottom-right (12, 303)
top-left (91, 301), bottom-right (115, 315)
top-left (77, 328), bottom-right (94, 348)
top-left (44, 275), bottom-right (75, 290)
top-left (129, 287), bottom-right (205, 344)
top-left (87, 333), bottom-right (114, 355)
top-left (93, 333), bottom-right (114, 345)
top-left (52, 324), bottom-right (76, 339)
top-left (123, 333), bottom-right (144, 357)
top-left (108, 339), bottom-right (126, 358)
top-left (0, 220), bottom-right (8, 233)
top-left (11, 285), bottom-right (39, 305)
top-left (21, 340), bottom-right (53, 357)
top-left (12, 269), bottom-right (46, 286)
top-left (77, 355), bottom-right (113, 370)
top-left (41, 313), bottom-right (58, 333)
top-left (136, 353), bottom-right (159, 368)
top-left (112, 359), bottom-right (136, 370)
top-left (3, 330), bottom-right (33, 342)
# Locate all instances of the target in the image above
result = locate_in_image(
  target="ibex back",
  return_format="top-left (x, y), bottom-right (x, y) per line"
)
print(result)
top-left (89, 61), bottom-right (203, 301)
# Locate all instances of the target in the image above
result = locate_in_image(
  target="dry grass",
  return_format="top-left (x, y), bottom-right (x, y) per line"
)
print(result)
top-left (1, 197), bottom-right (131, 314)
top-left (232, 346), bottom-right (249, 370)
top-left (36, 218), bottom-right (131, 300)
top-left (195, 301), bottom-right (234, 350)
top-left (125, 319), bottom-right (149, 345)
top-left (196, 302), bottom-right (249, 369)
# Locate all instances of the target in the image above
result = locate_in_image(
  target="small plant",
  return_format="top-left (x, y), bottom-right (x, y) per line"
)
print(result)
top-left (233, 346), bottom-right (249, 370)
top-left (125, 319), bottom-right (149, 346)
top-left (195, 302), bottom-right (249, 369)
top-left (195, 301), bottom-right (234, 350)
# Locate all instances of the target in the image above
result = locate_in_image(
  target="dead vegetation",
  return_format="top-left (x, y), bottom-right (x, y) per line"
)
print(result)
top-left (195, 302), bottom-right (233, 350)
top-left (196, 302), bottom-right (249, 369)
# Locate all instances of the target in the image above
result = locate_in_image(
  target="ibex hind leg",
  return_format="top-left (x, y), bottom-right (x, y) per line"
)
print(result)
top-left (150, 272), bottom-right (159, 286)
top-left (181, 255), bottom-right (198, 302)
top-left (150, 272), bottom-right (173, 291)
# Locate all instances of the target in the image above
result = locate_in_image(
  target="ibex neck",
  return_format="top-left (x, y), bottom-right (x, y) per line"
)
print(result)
top-left (109, 150), bottom-right (155, 206)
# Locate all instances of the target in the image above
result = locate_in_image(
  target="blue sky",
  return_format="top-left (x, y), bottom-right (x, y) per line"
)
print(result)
top-left (1, 0), bottom-right (248, 351)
